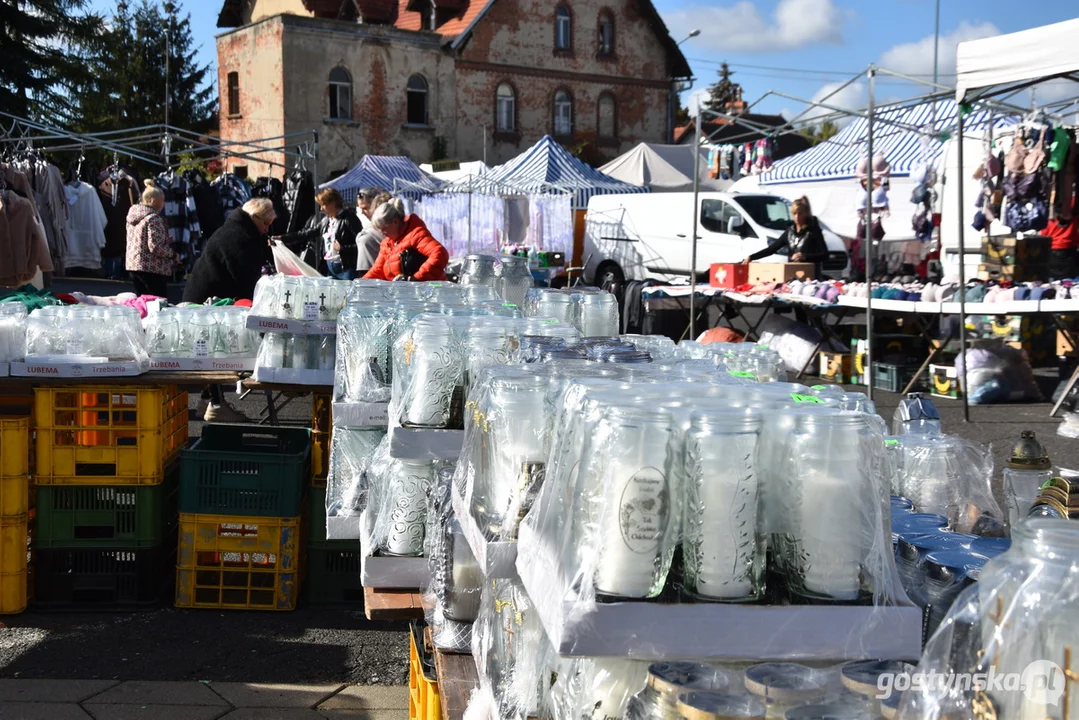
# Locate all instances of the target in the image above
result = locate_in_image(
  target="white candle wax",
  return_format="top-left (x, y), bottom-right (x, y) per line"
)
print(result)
top-left (384, 460), bottom-right (429, 556)
top-left (799, 459), bottom-right (863, 600)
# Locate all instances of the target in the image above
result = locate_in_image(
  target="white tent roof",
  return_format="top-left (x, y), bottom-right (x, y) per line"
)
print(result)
top-left (599, 143), bottom-right (728, 192)
top-left (956, 18), bottom-right (1079, 101)
top-left (419, 160), bottom-right (488, 184)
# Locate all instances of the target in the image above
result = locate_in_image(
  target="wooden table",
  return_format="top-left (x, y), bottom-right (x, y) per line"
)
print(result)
top-left (433, 641), bottom-right (479, 720)
top-left (363, 587), bottom-right (425, 621)
top-left (0, 370), bottom-right (246, 389)
top-left (240, 378), bottom-right (333, 424)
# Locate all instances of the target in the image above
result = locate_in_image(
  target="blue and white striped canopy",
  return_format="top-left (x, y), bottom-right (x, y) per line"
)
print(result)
top-left (321, 155), bottom-right (443, 202)
top-left (760, 101), bottom-right (1014, 185)
top-left (466, 135), bottom-right (648, 209)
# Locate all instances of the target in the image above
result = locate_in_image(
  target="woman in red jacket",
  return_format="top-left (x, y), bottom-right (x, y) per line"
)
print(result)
top-left (362, 199), bottom-right (449, 281)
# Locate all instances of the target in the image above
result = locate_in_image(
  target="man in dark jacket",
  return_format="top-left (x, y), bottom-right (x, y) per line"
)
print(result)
top-left (183, 198), bottom-right (275, 304)
top-left (742, 196), bottom-right (829, 277)
top-left (276, 188), bottom-right (363, 279)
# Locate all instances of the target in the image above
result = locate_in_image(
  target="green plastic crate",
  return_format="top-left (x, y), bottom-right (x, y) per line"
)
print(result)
top-left (179, 426), bottom-right (310, 518)
top-left (34, 465), bottom-right (179, 548)
top-left (310, 486), bottom-right (327, 544)
top-left (305, 540), bottom-right (363, 607)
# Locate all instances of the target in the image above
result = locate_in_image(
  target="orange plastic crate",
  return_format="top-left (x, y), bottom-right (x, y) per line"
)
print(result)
top-left (34, 387), bottom-right (187, 485)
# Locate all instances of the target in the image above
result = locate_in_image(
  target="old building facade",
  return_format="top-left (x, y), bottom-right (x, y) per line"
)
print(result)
top-left (216, 0), bottom-right (690, 181)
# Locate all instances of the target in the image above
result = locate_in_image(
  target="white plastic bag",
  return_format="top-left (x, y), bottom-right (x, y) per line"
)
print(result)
top-left (270, 239), bottom-right (321, 277)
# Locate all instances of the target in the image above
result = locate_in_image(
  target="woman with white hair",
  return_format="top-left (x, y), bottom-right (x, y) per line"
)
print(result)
top-left (125, 180), bottom-right (176, 297)
top-left (362, 198), bottom-right (449, 281)
top-left (184, 197), bottom-right (276, 304)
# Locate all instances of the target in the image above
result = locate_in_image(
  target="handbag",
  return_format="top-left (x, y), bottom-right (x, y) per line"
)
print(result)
top-left (398, 247), bottom-right (427, 278)
top-left (1005, 131), bottom-right (1028, 174)
top-left (1024, 126), bottom-right (1048, 175)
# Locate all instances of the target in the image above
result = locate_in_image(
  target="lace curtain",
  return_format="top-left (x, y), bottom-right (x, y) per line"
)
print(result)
top-left (525, 194), bottom-right (573, 255)
top-left (418, 194), bottom-right (504, 257)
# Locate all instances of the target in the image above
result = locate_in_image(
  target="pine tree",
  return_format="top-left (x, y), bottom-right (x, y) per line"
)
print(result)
top-left (802, 121), bottom-right (839, 146)
top-left (703, 62), bottom-right (743, 115)
top-left (73, 0), bottom-right (215, 134)
top-left (0, 0), bottom-right (104, 121)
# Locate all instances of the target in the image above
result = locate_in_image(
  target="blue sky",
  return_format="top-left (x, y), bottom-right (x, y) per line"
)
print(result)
top-left (90, 0), bottom-right (1078, 121)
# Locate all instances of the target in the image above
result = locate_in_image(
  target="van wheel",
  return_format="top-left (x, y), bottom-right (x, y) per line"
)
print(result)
top-left (595, 262), bottom-right (625, 289)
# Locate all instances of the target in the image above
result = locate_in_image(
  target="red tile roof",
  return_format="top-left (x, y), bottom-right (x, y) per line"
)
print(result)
top-left (394, 0), bottom-right (493, 38)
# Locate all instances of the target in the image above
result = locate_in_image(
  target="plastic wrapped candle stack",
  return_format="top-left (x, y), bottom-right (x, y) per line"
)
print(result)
top-left (0, 303), bottom-right (27, 366)
top-left (250, 274), bottom-right (348, 321)
top-left (143, 306), bottom-right (260, 360)
top-left (334, 303), bottom-right (394, 403)
top-left (25, 305), bottom-right (148, 363)
top-left (366, 452), bottom-right (439, 558)
top-left (324, 427), bottom-right (386, 540)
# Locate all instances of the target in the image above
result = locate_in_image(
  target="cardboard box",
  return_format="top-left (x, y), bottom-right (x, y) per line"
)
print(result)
top-left (360, 552), bottom-right (429, 589)
top-left (1059, 330), bottom-right (1075, 357)
top-left (819, 351), bottom-right (851, 384)
top-left (147, 356), bottom-right (256, 372)
top-left (332, 402), bottom-right (390, 428)
top-left (971, 314), bottom-right (1055, 367)
top-left (11, 359), bottom-right (147, 377)
top-left (388, 427), bottom-right (464, 461)
top-left (748, 262), bottom-right (815, 284)
top-left (930, 363), bottom-right (961, 398)
top-left (981, 234), bottom-right (1051, 266)
top-left (976, 262), bottom-right (1049, 283)
top-left (709, 263), bottom-right (749, 289)
top-left (252, 366), bottom-right (335, 386)
top-left (245, 315), bottom-right (337, 336)
top-left (851, 352), bottom-right (868, 385)
top-left (852, 334), bottom-right (925, 365)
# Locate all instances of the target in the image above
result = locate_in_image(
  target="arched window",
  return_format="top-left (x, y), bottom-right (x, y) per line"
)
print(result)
top-left (407, 74), bottom-right (429, 125)
top-left (597, 11), bottom-right (614, 56)
top-left (598, 92), bottom-right (616, 139)
top-left (226, 72), bottom-right (240, 116)
top-left (496, 83), bottom-right (516, 133)
top-left (328, 67), bottom-right (352, 120)
top-left (553, 89), bottom-right (573, 137)
top-left (555, 5), bottom-right (572, 50)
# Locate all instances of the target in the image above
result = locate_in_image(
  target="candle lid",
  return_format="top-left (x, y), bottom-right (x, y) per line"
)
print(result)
top-left (1007, 431), bottom-right (1051, 470)
top-left (744, 663), bottom-right (826, 703)
top-left (968, 536), bottom-right (1010, 558)
top-left (880, 690), bottom-right (900, 719)
top-left (676, 692), bottom-right (765, 720)
top-left (783, 703), bottom-right (872, 719)
top-left (647, 662), bottom-right (729, 697)
top-left (890, 496), bottom-right (915, 511)
top-left (840, 660), bottom-right (911, 697)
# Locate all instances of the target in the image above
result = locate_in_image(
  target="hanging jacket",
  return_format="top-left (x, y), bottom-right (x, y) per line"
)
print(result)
top-left (98, 175), bottom-right (135, 260)
top-left (183, 209), bottom-right (268, 303)
top-left (252, 176), bottom-right (290, 236)
top-left (280, 207), bottom-right (364, 275)
top-left (284, 170), bottom-right (316, 234)
top-left (363, 215), bottom-right (449, 281)
top-left (125, 204), bottom-right (175, 276)
top-left (0, 189), bottom-right (51, 287)
top-left (64, 182), bottom-right (108, 271)
top-left (184, 169), bottom-right (226, 241)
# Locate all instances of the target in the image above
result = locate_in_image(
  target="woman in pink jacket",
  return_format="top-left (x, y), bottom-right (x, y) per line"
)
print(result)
top-left (125, 180), bottom-right (176, 297)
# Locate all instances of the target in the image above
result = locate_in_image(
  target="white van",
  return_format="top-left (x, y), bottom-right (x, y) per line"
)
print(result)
top-left (582, 192), bottom-right (850, 286)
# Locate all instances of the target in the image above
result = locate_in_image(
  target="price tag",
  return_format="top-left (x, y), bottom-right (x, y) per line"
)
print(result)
top-left (885, 439), bottom-right (900, 446)
top-left (303, 301), bottom-right (320, 321)
top-left (727, 370), bottom-right (756, 378)
top-left (790, 393), bottom-right (823, 403)
top-left (193, 339), bottom-right (209, 358)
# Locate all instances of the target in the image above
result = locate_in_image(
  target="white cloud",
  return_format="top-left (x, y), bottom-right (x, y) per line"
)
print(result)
top-left (879, 21), bottom-right (999, 80)
top-left (797, 80), bottom-right (867, 125)
top-left (686, 88), bottom-right (710, 115)
top-left (665, 0), bottom-right (846, 53)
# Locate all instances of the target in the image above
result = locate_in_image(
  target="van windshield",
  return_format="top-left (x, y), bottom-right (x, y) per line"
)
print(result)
top-left (732, 196), bottom-right (793, 232)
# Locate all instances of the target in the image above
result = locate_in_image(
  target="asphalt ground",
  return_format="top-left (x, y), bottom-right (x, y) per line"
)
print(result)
top-left (0, 277), bottom-right (1071, 683)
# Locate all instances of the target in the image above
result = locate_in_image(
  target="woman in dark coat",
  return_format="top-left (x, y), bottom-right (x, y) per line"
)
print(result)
top-left (742, 196), bottom-right (829, 277)
top-left (182, 198), bottom-right (276, 304)
top-left (276, 188), bottom-right (363, 279)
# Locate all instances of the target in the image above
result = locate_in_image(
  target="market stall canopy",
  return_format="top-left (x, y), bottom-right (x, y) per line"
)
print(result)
top-left (956, 18), bottom-right (1079, 102)
top-left (599, 143), bottom-right (727, 192)
top-left (321, 155), bottom-right (442, 203)
top-left (758, 100), bottom-right (1008, 185)
top-left (419, 160), bottom-right (489, 184)
top-left (455, 135), bottom-right (648, 209)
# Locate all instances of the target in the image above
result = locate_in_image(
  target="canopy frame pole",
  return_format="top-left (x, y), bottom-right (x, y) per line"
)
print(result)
top-left (956, 108), bottom-right (970, 422)
top-left (866, 66), bottom-right (876, 401)
top-left (690, 108), bottom-right (702, 340)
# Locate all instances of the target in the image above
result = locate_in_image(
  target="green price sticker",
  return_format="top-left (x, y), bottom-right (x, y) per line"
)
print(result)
top-left (885, 439), bottom-right (900, 446)
top-left (727, 371), bottom-right (756, 378)
top-left (1042, 478), bottom-right (1058, 490)
top-left (790, 393), bottom-right (823, 403)
top-left (811, 385), bottom-right (827, 391)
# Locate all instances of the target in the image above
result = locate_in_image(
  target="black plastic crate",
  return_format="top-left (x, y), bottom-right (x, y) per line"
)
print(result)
top-left (304, 540), bottom-right (363, 607)
top-left (33, 541), bottom-right (175, 611)
top-left (873, 363), bottom-right (922, 393)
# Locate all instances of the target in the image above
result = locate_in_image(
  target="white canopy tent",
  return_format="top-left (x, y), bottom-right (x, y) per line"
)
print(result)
top-left (599, 143), bottom-right (727, 192)
top-left (956, 18), bottom-right (1079, 103)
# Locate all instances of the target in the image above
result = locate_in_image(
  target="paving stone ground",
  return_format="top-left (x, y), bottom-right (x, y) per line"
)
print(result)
top-left (0, 680), bottom-right (408, 720)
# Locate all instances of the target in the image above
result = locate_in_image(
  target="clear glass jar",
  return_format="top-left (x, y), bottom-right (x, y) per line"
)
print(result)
top-left (784, 413), bottom-right (879, 602)
top-left (144, 310), bottom-right (178, 357)
top-left (260, 331), bottom-right (287, 369)
top-left (279, 276), bottom-right (303, 319)
top-left (684, 410), bottom-right (765, 602)
top-left (534, 290), bottom-right (574, 324)
top-left (497, 255), bottom-right (533, 308)
top-left (190, 310), bottom-right (215, 359)
top-left (481, 374), bottom-right (550, 539)
top-left (574, 291), bottom-right (620, 338)
top-left (401, 318), bottom-right (461, 428)
top-left (627, 662), bottom-right (729, 720)
top-left (459, 254), bottom-right (499, 287)
top-left (588, 403), bottom-right (676, 599)
top-left (743, 663), bottom-right (828, 720)
top-left (339, 304), bottom-right (393, 399)
top-left (464, 320), bottom-right (518, 396)
top-left (381, 458), bottom-right (432, 557)
top-left (897, 436), bottom-right (961, 518)
top-left (1004, 466), bottom-right (1054, 531)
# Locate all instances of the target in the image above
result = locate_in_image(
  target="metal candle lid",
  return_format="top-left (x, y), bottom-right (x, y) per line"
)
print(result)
top-left (1007, 431), bottom-right (1051, 470)
top-left (647, 661), bottom-right (729, 698)
top-left (676, 692), bottom-right (765, 720)
top-left (744, 663), bottom-right (827, 704)
top-left (841, 660), bottom-right (912, 698)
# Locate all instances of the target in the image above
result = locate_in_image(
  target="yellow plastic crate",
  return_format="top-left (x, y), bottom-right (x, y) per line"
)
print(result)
top-left (175, 512), bottom-right (302, 611)
top-left (311, 393), bottom-right (332, 487)
top-left (409, 625), bottom-right (441, 720)
top-left (34, 387), bottom-right (187, 485)
top-left (0, 514), bottom-right (29, 614)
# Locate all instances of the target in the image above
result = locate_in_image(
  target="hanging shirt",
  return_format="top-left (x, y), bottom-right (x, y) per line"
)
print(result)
top-left (64, 182), bottom-right (108, 271)
top-left (155, 173), bottom-right (202, 270)
top-left (323, 216), bottom-right (341, 262)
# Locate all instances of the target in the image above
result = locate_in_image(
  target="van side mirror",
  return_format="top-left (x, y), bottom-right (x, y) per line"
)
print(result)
top-left (727, 216), bottom-right (745, 235)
